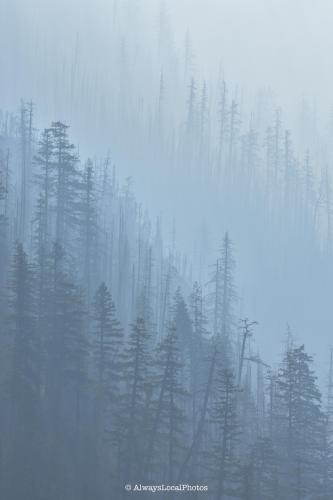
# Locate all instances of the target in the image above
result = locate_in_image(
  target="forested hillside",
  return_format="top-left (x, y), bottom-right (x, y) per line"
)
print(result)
top-left (2, 1), bottom-right (333, 499)
top-left (1, 105), bottom-right (333, 500)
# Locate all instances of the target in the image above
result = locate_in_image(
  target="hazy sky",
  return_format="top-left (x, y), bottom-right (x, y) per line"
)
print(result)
top-left (1, 0), bottom-right (332, 132)
top-left (166, 0), bottom-right (331, 114)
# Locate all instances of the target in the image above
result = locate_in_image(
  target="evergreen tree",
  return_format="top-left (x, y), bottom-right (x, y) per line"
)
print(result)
top-left (93, 282), bottom-right (123, 402)
top-left (51, 122), bottom-right (80, 247)
top-left (188, 282), bottom-right (209, 429)
top-left (79, 160), bottom-right (98, 301)
top-left (118, 317), bottom-right (152, 493)
top-left (6, 243), bottom-right (41, 500)
top-left (0, 148), bottom-right (9, 287)
top-left (42, 243), bottom-right (88, 500)
top-left (145, 323), bottom-right (188, 486)
top-left (219, 232), bottom-right (236, 347)
top-left (275, 344), bottom-right (325, 499)
top-left (34, 127), bottom-right (54, 251)
top-left (208, 232), bottom-right (236, 356)
top-left (209, 368), bottom-right (241, 500)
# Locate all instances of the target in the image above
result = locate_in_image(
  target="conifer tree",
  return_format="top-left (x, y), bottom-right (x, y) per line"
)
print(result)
top-left (6, 243), bottom-right (41, 500)
top-left (144, 323), bottom-right (188, 485)
top-left (51, 122), bottom-right (80, 246)
top-left (220, 232), bottom-right (236, 347)
top-left (275, 344), bottom-right (325, 499)
top-left (118, 317), bottom-right (152, 492)
top-left (209, 368), bottom-right (241, 500)
top-left (34, 127), bottom-right (54, 251)
top-left (80, 159), bottom-right (98, 301)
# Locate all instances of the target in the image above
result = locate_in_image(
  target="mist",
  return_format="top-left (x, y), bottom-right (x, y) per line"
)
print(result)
top-left (1, 1), bottom-right (333, 499)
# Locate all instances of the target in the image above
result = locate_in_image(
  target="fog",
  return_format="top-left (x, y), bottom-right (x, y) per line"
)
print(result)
top-left (1, 2), bottom-right (333, 498)
top-left (2, 0), bottom-right (333, 115)
top-left (1, 0), bottom-right (333, 364)
top-left (171, 0), bottom-right (332, 108)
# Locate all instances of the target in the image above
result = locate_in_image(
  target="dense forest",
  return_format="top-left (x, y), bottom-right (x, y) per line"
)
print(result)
top-left (2, 1), bottom-right (333, 499)
top-left (0, 97), bottom-right (333, 500)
